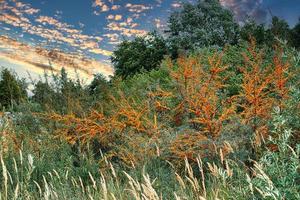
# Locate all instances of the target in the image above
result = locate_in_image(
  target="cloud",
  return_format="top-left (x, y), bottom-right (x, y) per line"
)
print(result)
top-left (154, 18), bottom-right (164, 29)
top-left (106, 14), bottom-right (122, 21)
top-left (0, 36), bottom-right (114, 79)
top-left (171, 3), bottom-right (181, 8)
top-left (111, 5), bottom-right (120, 10)
top-left (35, 16), bottom-right (71, 29)
top-left (93, 0), bottom-right (109, 12)
top-left (156, 0), bottom-right (163, 7)
top-left (220, 0), bottom-right (268, 23)
top-left (3, 27), bottom-right (11, 31)
top-left (23, 8), bottom-right (40, 15)
top-left (101, 5), bottom-right (109, 12)
top-left (0, 1), bottom-right (111, 57)
top-left (171, 0), bottom-right (182, 8)
top-left (78, 22), bottom-right (85, 28)
top-left (103, 33), bottom-right (120, 44)
top-left (114, 15), bottom-right (122, 21)
top-left (15, 1), bottom-right (40, 14)
top-left (125, 3), bottom-right (152, 13)
top-left (89, 48), bottom-right (112, 56)
top-left (93, 0), bottom-right (105, 7)
top-left (24, 61), bottom-right (58, 71)
top-left (106, 21), bottom-right (147, 37)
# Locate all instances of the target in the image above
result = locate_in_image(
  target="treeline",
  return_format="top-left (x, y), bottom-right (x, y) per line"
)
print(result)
top-left (1, 1), bottom-right (299, 112)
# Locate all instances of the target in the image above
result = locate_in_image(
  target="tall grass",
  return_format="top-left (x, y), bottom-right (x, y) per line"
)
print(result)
top-left (1, 110), bottom-right (299, 199)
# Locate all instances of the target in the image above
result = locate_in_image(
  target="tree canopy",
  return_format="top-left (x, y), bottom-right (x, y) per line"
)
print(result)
top-left (290, 19), bottom-right (300, 49)
top-left (111, 32), bottom-right (167, 78)
top-left (167, 0), bottom-right (239, 56)
top-left (0, 68), bottom-right (27, 109)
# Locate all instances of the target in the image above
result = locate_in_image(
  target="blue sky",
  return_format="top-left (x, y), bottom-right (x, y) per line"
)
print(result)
top-left (0, 0), bottom-right (299, 81)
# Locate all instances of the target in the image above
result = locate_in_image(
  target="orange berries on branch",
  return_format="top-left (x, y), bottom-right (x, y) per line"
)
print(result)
top-left (46, 111), bottom-right (111, 147)
top-left (271, 46), bottom-right (291, 111)
top-left (167, 52), bottom-right (235, 139)
top-left (238, 39), bottom-right (291, 147)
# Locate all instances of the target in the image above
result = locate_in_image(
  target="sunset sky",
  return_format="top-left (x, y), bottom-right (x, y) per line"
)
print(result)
top-left (0, 0), bottom-right (299, 82)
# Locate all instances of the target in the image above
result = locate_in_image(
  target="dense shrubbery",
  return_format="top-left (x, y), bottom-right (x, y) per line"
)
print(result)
top-left (0, 0), bottom-right (299, 199)
top-left (1, 39), bottom-right (299, 199)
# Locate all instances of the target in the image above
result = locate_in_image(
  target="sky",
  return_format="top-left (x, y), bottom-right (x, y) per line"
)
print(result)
top-left (0, 0), bottom-right (299, 82)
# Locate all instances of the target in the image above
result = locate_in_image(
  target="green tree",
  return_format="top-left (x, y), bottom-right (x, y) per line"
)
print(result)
top-left (41, 68), bottom-right (87, 114)
top-left (32, 78), bottom-right (54, 110)
top-left (111, 32), bottom-right (167, 78)
top-left (290, 18), bottom-right (300, 49)
top-left (0, 68), bottom-right (27, 109)
top-left (270, 16), bottom-right (290, 42)
top-left (88, 73), bottom-right (110, 103)
top-left (240, 19), bottom-right (269, 45)
top-left (58, 68), bottom-right (85, 114)
top-left (167, 0), bottom-right (239, 57)
top-left (241, 17), bottom-right (291, 46)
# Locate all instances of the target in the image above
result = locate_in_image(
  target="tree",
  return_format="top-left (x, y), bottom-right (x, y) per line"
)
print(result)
top-left (241, 17), bottom-right (291, 46)
top-left (88, 73), bottom-right (110, 105)
top-left (270, 16), bottom-right (290, 43)
top-left (166, 52), bottom-right (235, 138)
top-left (167, 0), bottom-right (239, 57)
top-left (58, 68), bottom-right (86, 115)
top-left (32, 79), bottom-right (54, 110)
top-left (111, 32), bottom-right (167, 78)
top-left (42, 68), bottom-right (87, 114)
top-left (290, 19), bottom-right (300, 49)
top-left (0, 68), bottom-right (27, 109)
top-left (240, 19), bottom-right (269, 45)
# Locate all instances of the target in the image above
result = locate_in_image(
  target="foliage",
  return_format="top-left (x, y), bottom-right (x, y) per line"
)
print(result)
top-left (250, 110), bottom-right (300, 199)
top-left (290, 19), bottom-right (300, 49)
top-left (270, 16), bottom-right (291, 42)
top-left (166, 52), bottom-right (235, 138)
top-left (111, 32), bottom-right (167, 78)
top-left (1, 113), bottom-right (299, 199)
top-left (167, 0), bottom-right (239, 56)
top-left (0, 4), bottom-right (300, 197)
top-left (240, 19), bottom-right (270, 45)
top-left (89, 74), bottom-right (110, 99)
top-left (32, 78), bottom-right (54, 111)
top-left (0, 68), bottom-right (27, 109)
top-left (238, 39), bottom-right (274, 145)
top-left (31, 68), bottom-right (90, 115)
top-left (240, 16), bottom-right (299, 49)
top-left (26, 40), bottom-right (296, 168)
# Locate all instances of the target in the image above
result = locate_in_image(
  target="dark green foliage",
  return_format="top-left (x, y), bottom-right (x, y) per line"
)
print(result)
top-left (0, 68), bottom-right (27, 109)
top-left (270, 16), bottom-right (290, 41)
top-left (290, 19), bottom-right (300, 49)
top-left (32, 79), bottom-right (54, 111)
top-left (89, 74), bottom-right (110, 100)
top-left (240, 16), bottom-right (298, 48)
top-left (55, 68), bottom-right (84, 114)
top-left (111, 32), bottom-right (167, 78)
top-left (87, 73), bottom-right (111, 110)
top-left (167, 0), bottom-right (239, 56)
top-left (240, 20), bottom-right (270, 45)
top-left (114, 66), bottom-right (172, 97)
top-left (31, 68), bottom-right (89, 115)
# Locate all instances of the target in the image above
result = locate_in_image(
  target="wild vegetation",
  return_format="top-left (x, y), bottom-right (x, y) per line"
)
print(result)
top-left (1, 0), bottom-right (300, 199)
